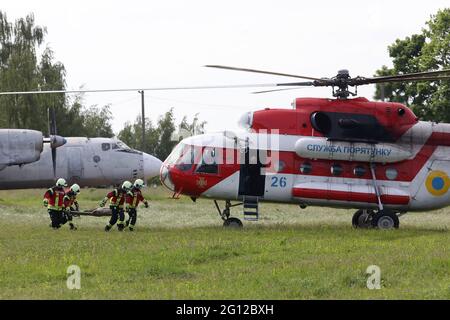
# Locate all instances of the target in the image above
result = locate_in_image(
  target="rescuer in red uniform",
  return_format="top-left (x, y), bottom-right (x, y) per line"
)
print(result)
top-left (125, 179), bottom-right (149, 231)
top-left (43, 178), bottom-right (68, 229)
top-left (100, 181), bottom-right (132, 232)
top-left (62, 183), bottom-right (80, 230)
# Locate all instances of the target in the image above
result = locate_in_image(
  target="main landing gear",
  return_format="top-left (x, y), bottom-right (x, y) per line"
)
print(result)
top-left (214, 200), bottom-right (244, 228)
top-left (352, 208), bottom-right (400, 230)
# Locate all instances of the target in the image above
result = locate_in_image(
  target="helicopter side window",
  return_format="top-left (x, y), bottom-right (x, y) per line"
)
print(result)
top-left (331, 164), bottom-right (343, 176)
top-left (196, 147), bottom-right (218, 174)
top-left (102, 143), bottom-right (111, 151)
top-left (300, 162), bottom-right (312, 174)
top-left (353, 165), bottom-right (366, 177)
top-left (112, 143), bottom-right (119, 150)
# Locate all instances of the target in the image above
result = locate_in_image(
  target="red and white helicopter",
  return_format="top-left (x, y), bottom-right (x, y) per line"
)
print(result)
top-left (160, 65), bottom-right (450, 229)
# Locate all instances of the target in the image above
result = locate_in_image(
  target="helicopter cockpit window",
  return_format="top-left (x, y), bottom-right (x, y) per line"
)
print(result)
top-left (102, 143), bottom-right (111, 151)
top-left (166, 143), bottom-right (185, 166)
top-left (112, 143), bottom-right (119, 150)
top-left (175, 145), bottom-right (198, 171)
top-left (196, 147), bottom-right (218, 174)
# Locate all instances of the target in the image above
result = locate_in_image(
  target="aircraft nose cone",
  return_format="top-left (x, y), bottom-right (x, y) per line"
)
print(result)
top-left (143, 153), bottom-right (163, 179)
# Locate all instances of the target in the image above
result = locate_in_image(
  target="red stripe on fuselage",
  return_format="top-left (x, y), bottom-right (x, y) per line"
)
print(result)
top-left (292, 188), bottom-right (410, 205)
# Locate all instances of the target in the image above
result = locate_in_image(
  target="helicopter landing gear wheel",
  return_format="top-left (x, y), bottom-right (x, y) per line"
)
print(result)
top-left (372, 209), bottom-right (399, 230)
top-left (352, 209), bottom-right (374, 229)
top-left (214, 200), bottom-right (244, 228)
top-left (223, 217), bottom-right (243, 228)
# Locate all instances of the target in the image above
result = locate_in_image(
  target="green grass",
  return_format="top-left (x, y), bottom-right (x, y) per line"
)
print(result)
top-left (0, 187), bottom-right (449, 299)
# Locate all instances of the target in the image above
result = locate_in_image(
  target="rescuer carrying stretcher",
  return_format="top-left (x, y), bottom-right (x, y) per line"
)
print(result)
top-left (43, 178), bottom-right (68, 229)
top-left (62, 183), bottom-right (81, 230)
top-left (100, 181), bottom-right (132, 232)
top-left (43, 179), bottom-right (81, 230)
top-left (125, 179), bottom-right (149, 231)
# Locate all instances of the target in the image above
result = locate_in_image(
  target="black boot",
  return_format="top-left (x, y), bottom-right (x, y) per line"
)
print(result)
top-left (117, 224), bottom-right (125, 232)
top-left (105, 225), bottom-right (111, 232)
top-left (69, 223), bottom-right (77, 230)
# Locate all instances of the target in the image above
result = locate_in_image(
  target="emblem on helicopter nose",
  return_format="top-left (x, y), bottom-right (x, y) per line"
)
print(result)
top-left (196, 177), bottom-right (208, 188)
top-left (425, 170), bottom-right (450, 196)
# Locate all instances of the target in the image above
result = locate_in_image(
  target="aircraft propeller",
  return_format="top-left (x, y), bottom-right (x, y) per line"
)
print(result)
top-left (43, 107), bottom-right (66, 178)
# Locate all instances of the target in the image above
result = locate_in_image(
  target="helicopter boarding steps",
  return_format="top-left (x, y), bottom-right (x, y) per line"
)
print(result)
top-left (243, 196), bottom-right (259, 221)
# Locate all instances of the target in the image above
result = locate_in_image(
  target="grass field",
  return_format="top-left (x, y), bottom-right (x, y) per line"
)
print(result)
top-left (0, 187), bottom-right (449, 299)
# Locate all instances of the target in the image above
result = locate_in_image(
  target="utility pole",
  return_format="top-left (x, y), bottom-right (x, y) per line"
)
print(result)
top-left (139, 90), bottom-right (145, 150)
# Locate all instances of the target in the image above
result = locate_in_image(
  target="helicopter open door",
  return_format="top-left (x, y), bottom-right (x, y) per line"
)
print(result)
top-left (238, 144), bottom-right (266, 197)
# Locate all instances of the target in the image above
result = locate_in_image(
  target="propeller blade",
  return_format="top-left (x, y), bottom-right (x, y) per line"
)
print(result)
top-left (51, 147), bottom-right (57, 178)
top-left (48, 107), bottom-right (58, 177)
top-left (47, 108), bottom-right (51, 137)
top-left (50, 107), bottom-right (57, 135)
top-left (205, 65), bottom-right (323, 81)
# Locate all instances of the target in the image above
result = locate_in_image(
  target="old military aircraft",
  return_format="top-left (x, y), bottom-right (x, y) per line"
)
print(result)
top-left (0, 136), bottom-right (162, 189)
top-left (0, 108), bottom-right (162, 189)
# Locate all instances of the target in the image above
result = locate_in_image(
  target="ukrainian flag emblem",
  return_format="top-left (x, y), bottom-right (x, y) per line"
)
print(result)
top-left (425, 170), bottom-right (450, 196)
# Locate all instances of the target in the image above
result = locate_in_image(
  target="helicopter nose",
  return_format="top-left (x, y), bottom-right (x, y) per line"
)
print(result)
top-left (143, 153), bottom-right (163, 179)
top-left (160, 164), bottom-right (175, 191)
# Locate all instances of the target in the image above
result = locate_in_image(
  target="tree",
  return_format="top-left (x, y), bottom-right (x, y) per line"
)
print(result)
top-left (374, 8), bottom-right (450, 122)
top-left (118, 116), bottom-right (159, 153)
top-left (153, 109), bottom-right (178, 161)
top-left (118, 109), bottom-right (206, 161)
top-left (0, 11), bottom-right (114, 137)
top-left (178, 113), bottom-right (207, 137)
top-left (0, 11), bottom-right (51, 129)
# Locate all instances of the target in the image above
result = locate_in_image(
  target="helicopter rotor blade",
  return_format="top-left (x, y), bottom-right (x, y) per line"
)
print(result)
top-left (205, 65), bottom-right (324, 81)
top-left (0, 83), bottom-right (310, 95)
top-left (252, 86), bottom-right (312, 94)
top-left (354, 69), bottom-right (450, 85)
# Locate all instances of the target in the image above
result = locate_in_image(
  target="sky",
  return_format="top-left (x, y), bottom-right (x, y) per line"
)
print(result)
top-left (1, 0), bottom-right (449, 135)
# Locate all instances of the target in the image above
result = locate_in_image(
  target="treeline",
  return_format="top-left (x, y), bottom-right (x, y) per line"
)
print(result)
top-left (0, 11), bottom-right (114, 137)
top-left (374, 8), bottom-right (450, 122)
top-left (118, 111), bottom-right (206, 161)
top-left (0, 11), bottom-right (206, 162)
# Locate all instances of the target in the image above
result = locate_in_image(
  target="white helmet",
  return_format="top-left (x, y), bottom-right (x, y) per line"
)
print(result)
top-left (56, 178), bottom-right (67, 187)
top-left (70, 184), bottom-right (81, 194)
top-left (122, 180), bottom-right (132, 190)
top-left (134, 179), bottom-right (145, 189)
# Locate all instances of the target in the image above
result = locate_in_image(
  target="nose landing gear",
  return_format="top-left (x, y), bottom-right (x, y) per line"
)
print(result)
top-left (214, 200), bottom-right (244, 228)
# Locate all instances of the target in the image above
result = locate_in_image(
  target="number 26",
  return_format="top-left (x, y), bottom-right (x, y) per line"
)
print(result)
top-left (271, 176), bottom-right (287, 188)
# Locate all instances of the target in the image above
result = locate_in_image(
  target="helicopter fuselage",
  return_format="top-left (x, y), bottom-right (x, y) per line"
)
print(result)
top-left (161, 97), bottom-right (450, 213)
